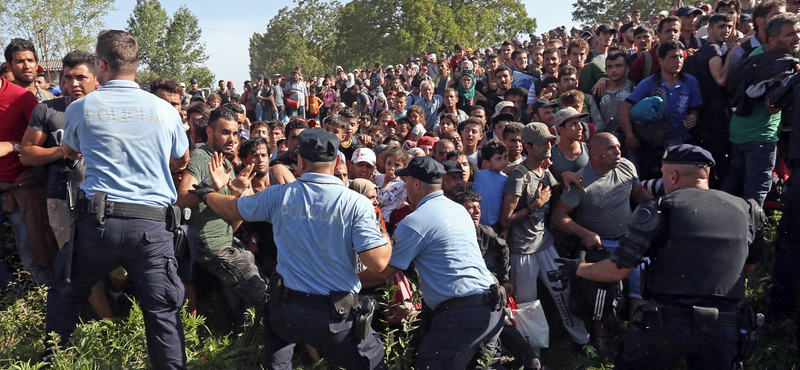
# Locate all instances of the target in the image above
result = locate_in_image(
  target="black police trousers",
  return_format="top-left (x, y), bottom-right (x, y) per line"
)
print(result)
top-left (618, 316), bottom-right (739, 370)
top-left (263, 299), bottom-right (386, 369)
top-left (46, 217), bottom-right (186, 370)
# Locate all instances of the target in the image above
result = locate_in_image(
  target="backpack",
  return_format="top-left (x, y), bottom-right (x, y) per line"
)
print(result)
top-left (640, 51), bottom-right (653, 82)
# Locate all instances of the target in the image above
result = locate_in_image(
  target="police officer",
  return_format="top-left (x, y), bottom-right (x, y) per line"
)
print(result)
top-left (557, 144), bottom-right (764, 370)
top-left (359, 156), bottom-right (505, 370)
top-left (44, 30), bottom-right (190, 369)
top-left (199, 129), bottom-right (392, 369)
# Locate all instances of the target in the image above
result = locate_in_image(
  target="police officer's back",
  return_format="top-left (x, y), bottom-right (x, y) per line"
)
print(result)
top-left (200, 129), bottom-right (392, 369)
top-left (359, 156), bottom-right (505, 370)
top-left (558, 144), bottom-right (764, 370)
top-left (45, 30), bottom-right (190, 369)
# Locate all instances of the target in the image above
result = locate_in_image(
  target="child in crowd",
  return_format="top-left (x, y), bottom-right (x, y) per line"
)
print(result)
top-left (438, 113), bottom-right (458, 135)
top-left (472, 140), bottom-right (509, 228)
top-left (373, 146), bottom-right (409, 221)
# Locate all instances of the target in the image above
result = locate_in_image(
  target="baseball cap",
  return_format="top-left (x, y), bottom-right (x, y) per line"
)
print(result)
top-left (298, 129), bottom-right (339, 162)
top-left (661, 144), bottom-right (715, 167)
top-left (190, 78), bottom-right (198, 84)
top-left (492, 113), bottom-right (516, 125)
top-left (658, 10), bottom-right (669, 17)
top-left (531, 98), bottom-right (558, 112)
top-left (395, 156), bottom-right (446, 184)
top-left (442, 161), bottom-right (464, 174)
top-left (521, 122), bottom-right (557, 145)
top-left (675, 6), bottom-right (703, 17)
top-left (227, 80), bottom-right (233, 86)
top-left (416, 136), bottom-right (435, 147)
top-left (554, 107), bottom-right (589, 127)
top-left (428, 53), bottom-right (437, 60)
top-left (581, 30), bottom-right (593, 38)
top-left (178, 82), bottom-right (186, 88)
top-left (351, 147), bottom-right (377, 166)
top-left (596, 24), bottom-right (615, 35)
top-left (492, 101), bottom-right (522, 120)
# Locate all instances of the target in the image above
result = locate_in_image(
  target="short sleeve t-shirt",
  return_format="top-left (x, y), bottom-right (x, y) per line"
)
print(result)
top-left (549, 142), bottom-right (589, 183)
top-left (503, 164), bottom-right (557, 254)
top-left (28, 97), bottom-right (74, 199)
top-left (692, 43), bottom-right (729, 110)
top-left (186, 145), bottom-right (235, 254)
top-left (0, 78), bottom-right (38, 182)
top-left (559, 158), bottom-right (639, 239)
top-left (472, 169), bottom-right (507, 226)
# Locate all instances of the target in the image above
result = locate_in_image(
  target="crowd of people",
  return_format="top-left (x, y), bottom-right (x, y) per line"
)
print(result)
top-left (0, 0), bottom-right (799, 369)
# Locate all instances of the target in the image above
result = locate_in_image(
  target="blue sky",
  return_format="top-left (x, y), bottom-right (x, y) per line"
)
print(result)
top-left (102, 0), bottom-right (574, 89)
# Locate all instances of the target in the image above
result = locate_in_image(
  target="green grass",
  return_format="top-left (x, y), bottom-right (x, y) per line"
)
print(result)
top-left (0, 211), bottom-right (797, 369)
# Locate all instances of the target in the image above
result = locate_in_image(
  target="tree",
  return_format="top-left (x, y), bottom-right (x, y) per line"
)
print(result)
top-left (249, 0), bottom-right (340, 79)
top-left (0, 0), bottom-right (116, 61)
top-left (572, 0), bottom-right (670, 25)
top-left (127, 0), bottom-right (214, 87)
top-left (251, 0), bottom-right (537, 77)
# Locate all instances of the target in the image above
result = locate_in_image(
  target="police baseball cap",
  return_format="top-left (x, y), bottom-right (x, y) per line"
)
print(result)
top-left (662, 144), bottom-right (715, 167)
top-left (441, 161), bottom-right (464, 174)
top-left (554, 106), bottom-right (589, 127)
top-left (298, 129), bottom-right (340, 163)
top-left (395, 156), bottom-right (446, 184)
top-left (521, 122), bottom-right (556, 145)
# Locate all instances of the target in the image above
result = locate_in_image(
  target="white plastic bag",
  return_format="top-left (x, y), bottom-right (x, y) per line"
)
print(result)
top-left (513, 300), bottom-right (549, 348)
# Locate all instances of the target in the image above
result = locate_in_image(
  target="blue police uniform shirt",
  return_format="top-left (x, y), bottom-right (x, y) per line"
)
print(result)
top-left (63, 80), bottom-right (189, 207)
top-left (236, 172), bottom-right (386, 295)
top-left (389, 190), bottom-right (495, 309)
top-left (626, 73), bottom-right (703, 141)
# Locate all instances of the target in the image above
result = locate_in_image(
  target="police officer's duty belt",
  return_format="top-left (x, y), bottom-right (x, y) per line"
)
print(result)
top-left (86, 200), bottom-right (168, 222)
top-left (660, 306), bottom-right (740, 327)
top-left (284, 288), bottom-right (358, 309)
top-left (435, 293), bottom-right (491, 313)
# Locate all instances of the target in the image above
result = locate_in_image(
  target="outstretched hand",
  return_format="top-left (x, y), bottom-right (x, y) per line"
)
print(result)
top-left (229, 164), bottom-right (256, 197)
top-left (208, 152), bottom-right (232, 191)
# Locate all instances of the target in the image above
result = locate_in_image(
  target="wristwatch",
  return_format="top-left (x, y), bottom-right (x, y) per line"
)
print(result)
top-left (12, 143), bottom-right (21, 153)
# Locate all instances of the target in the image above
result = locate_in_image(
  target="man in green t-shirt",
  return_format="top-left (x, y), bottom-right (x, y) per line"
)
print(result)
top-left (176, 107), bottom-right (267, 332)
top-left (721, 13), bottom-right (800, 206)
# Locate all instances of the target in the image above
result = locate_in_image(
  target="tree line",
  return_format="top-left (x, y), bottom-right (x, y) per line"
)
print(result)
top-left (248, 0), bottom-right (537, 79)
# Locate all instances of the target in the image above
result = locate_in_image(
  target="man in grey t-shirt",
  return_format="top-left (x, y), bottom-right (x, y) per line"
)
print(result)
top-left (550, 132), bottom-right (652, 352)
top-left (499, 122), bottom-right (589, 350)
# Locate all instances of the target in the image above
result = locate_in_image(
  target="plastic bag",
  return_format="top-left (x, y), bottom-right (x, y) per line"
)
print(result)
top-left (513, 299), bottom-right (549, 348)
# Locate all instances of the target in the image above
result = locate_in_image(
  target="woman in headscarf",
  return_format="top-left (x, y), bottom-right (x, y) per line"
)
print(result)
top-left (349, 179), bottom-right (387, 234)
top-left (456, 71), bottom-right (486, 113)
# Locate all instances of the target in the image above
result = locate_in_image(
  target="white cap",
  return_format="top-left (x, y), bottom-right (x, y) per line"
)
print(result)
top-left (428, 54), bottom-right (437, 60)
top-left (351, 147), bottom-right (377, 166)
top-left (411, 124), bottom-right (426, 136)
top-left (178, 82), bottom-right (186, 87)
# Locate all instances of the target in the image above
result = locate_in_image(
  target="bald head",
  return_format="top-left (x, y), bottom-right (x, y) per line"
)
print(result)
top-left (588, 132), bottom-right (616, 153)
top-left (435, 139), bottom-right (456, 162)
top-left (587, 132), bottom-right (622, 173)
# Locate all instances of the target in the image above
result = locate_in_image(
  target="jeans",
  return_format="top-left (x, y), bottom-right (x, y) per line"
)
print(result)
top-left (286, 106), bottom-right (305, 120)
top-left (720, 141), bottom-right (777, 207)
top-left (4, 202), bottom-right (52, 286)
